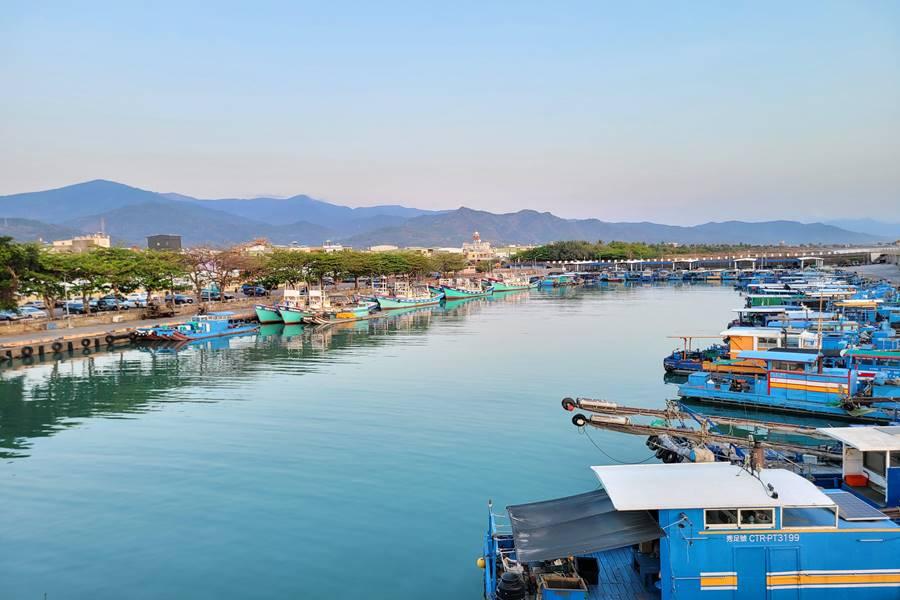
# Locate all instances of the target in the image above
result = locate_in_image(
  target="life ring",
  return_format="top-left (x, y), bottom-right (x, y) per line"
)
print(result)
top-left (571, 413), bottom-right (588, 427)
top-left (105, 335), bottom-right (115, 345)
top-left (20, 346), bottom-right (34, 358)
top-left (51, 341), bottom-right (63, 353)
top-left (561, 397), bottom-right (576, 411)
top-left (80, 338), bottom-right (92, 348)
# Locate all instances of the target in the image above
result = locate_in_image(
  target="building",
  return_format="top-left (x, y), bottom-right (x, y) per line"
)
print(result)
top-left (147, 234), bottom-right (183, 251)
top-left (322, 240), bottom-right (346, 253)
top-left (51, 233), bottom-right (111, 252)
top-left (369, 244), bottom-right (399, 252)
top-left (462, 231), bottom-right (495, 262)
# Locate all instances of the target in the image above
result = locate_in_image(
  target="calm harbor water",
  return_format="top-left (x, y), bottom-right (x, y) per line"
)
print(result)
top-left (0, 284), bottom-right (738, 600)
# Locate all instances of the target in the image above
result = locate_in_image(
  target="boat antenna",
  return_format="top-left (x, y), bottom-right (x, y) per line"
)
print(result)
top-left (740, 436), bottom-right (779, 499)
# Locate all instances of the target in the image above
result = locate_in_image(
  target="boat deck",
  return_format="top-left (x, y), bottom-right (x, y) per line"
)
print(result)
top-left (586, 547), bottom-right (660, 600)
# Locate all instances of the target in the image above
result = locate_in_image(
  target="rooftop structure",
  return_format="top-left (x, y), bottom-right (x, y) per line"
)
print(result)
top-left (51, 233), bottom-right (111, 252)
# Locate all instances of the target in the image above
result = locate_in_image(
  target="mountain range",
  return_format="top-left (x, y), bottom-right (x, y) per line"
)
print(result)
top-left (0, 180), bottom-right (892, 247)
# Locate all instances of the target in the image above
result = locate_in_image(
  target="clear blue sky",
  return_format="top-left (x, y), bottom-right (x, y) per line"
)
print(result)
top-left (2, 1), bottom-right (898, 224)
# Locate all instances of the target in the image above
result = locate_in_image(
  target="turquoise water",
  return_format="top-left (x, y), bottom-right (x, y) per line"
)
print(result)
top-left (0, 285), bottom-right (738, 600)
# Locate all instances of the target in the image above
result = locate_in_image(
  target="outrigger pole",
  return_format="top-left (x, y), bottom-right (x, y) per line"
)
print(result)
top-left (562, 397), bottom-right (841, 462)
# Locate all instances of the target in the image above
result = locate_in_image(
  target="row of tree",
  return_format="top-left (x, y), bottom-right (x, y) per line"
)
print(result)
top-left (513, 240), bottom-right (757, 261)
top-left (0, 237), bottom-right (471, 314)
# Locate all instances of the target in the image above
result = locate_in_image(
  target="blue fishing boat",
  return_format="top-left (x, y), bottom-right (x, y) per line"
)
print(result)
top-left (134, 312), bottom-right (258, 342)
top-left (663, 337), bottom-right (728, 375)
top-left (482, 462), bottom-right (900, 600)
top-left (677, 350), bottom-right (900, 423)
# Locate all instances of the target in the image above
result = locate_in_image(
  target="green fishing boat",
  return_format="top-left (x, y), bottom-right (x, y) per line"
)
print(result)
top-left (278, 305), bottom-right (309, 324)
top-left (255, 304), bottom-right (283, 324)
top-left (485, 277), bottom-right (536, 292)
top-left (441, 283), bottom-right (494, 299)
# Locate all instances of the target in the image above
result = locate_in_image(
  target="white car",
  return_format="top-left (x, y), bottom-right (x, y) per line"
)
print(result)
top-left (18, 306), bottom-right (48, 319)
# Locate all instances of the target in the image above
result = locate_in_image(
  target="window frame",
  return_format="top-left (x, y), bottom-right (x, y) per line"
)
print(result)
top-left (703, 508), bottom-right (739, 530)
top-left (738, 508), bottom-right (776, 529)
top-left (780, 505), bottom-right (838, 529)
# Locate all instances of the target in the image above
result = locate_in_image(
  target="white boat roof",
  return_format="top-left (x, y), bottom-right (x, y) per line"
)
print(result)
top-left (732, 307), bottom-right (789, 313)
top-left (591, 463), bottom-right (835, 510)
top-left (817, 427), bottom-right (900, 452)
top-left (720, 327), bottom-right (789, 337)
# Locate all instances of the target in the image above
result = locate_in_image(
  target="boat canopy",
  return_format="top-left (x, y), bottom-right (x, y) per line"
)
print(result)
top-left (506, 489), bottom-right (662, 562)
top-left (591, 463), bottom-right (835, 511)
top-left (720, 327), bottom-right (788, 337)
top-left (817, 426), bottom-right (900, 452)
top-left (736, 350), bottom-right (819, 363)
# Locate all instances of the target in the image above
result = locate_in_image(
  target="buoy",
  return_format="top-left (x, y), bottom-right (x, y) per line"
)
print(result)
top-left (51, 341), bottom-right (63, 353)
top-left (80, 338), bottom-right (91, 348)
top-left (476, 557), bottom-right (485, 569)
top-left (20, 345), bottom-right (34, 358)
top-left (561, 397), bottom-right (576, 411)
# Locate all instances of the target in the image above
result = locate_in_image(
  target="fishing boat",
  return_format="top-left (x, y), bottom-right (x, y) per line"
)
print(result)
top-left (677, 350), bottom-right (900, 423)
top-left (134, 312), bottom-right (258, 342)
top-left (440, 279), bottom-right (494, 300)
top-left (816, 426), bottom-right (900, 511)
top-left (254, 304), bottom-right (282, 324)
top-left (484, 275), bottom-right (536, 293)
top-left (377, 281), bottom-right (444, 310)
top-left (481, 462), bottom-right (900, 600)
top-left (276, 289), bottom-right (311, 325)
top-left (663, 336), bottom-right (728, 375)
top-left (304, 295), bottom-right (378, 325)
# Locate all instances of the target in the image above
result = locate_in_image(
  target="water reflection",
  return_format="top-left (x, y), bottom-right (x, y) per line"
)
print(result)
top-left (0, 297), bottom-right (523, 459)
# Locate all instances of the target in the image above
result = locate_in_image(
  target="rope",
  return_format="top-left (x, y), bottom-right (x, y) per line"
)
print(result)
top-left (579, 426), bottom-right (658, 464)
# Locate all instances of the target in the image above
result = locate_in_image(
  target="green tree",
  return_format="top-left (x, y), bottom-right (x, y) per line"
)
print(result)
top-left (0, 237), bottom-right (42, 310)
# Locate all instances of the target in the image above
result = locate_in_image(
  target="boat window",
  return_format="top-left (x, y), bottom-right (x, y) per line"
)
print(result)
top-left (891, 453), bottom-right (900, 469)
top-left (864, 451), bottom-right (887, 477)
top-left (782, 506), bottom-right (837, 528)
top-left (770, 360), bottom-right (804, 372)
top-left (757, 337), bottom-right (780, 349)
top-left (704, 509), bottom-right (738, 529)
top-left (738, 509), bottom-right (775, 529)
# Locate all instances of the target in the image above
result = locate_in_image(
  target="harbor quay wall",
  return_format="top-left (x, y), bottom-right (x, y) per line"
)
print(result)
top-left (0, 301), bottom-right (260, 364)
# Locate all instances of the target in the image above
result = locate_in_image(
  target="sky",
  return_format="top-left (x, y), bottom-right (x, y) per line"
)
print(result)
top-left (1, 1), bottom-right (899, 224)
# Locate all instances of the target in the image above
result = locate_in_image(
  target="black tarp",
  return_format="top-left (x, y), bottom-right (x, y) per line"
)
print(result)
top-left (506, 489), bottom-right (663, 562)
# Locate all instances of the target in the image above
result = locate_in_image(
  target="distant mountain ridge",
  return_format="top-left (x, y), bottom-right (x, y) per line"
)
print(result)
top-left (0, 179), bottom-right (887, 246)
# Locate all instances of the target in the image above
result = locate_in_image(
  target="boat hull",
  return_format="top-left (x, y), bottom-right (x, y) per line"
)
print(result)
top-left (490, 282), bottom-right (533, 292)
top-left (278, 306), bottom-right (309, 325)
top-left (377, 294), bottom-right (443, 310)
top-left (254, 305), bottom-right (283, 324)
top-left (441, 285), bottom-right (493, 299)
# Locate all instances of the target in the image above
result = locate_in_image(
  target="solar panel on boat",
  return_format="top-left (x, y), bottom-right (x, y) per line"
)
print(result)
top-left (826, 490), bottom-right (890, 521)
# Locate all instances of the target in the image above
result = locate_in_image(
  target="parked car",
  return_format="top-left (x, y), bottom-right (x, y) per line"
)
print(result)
top-left (100, 295), bottom-right (136, 309)
top-left (64, 300), bottom-right (98, 314)
top-left (24, 300), bottom-right (47, 310)
top-left (241, 284), bottom-right (268, 297)
top-left (18, 305), bottom-right (49, 319)
top-left (95, 298), bottom-right (124, 311)
top-left (126, 293), bottom-right (149, 307)
top-left (165, 293), bottom-right (194, 305)
top-left (201, 289), bottom-right (235, 301)
top-left (0, 310), bottom-right (28, 321)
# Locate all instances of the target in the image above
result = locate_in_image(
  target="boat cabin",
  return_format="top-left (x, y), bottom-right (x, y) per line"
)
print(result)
top-left (818, 426), bottom-right (900, 509)
top-left (483, 463), bottom-right (900, 600)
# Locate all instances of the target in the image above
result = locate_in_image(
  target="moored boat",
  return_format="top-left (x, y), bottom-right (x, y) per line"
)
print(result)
top-left (135, 312), bottom-right (259, 342)
top-left (254, 304), bottom-right (282, 324)
top-left (677, 350), bottom-right (900, 423)
top-left (441, 279), bottom-right (494, 299)
top-left (481, 462), bottom-right (900, 600)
